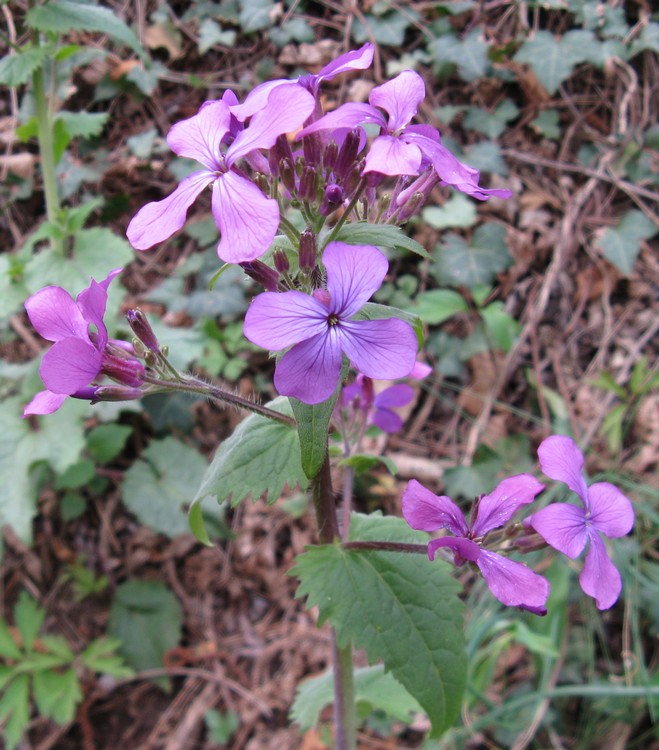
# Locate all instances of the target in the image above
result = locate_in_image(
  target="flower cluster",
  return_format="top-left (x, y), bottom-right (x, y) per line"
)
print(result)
top-left (403, 436), bottom-right (634, 614)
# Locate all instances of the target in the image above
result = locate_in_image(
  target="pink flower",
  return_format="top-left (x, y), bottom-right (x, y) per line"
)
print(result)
top-left (243, 242), bottom-right (418, 404)
top-left (403, 475), bottom-right (549, 614)
top-left (526, 436), bottom-right (634, 610)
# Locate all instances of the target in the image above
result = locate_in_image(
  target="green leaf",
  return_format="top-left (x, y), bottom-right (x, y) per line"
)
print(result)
top-left (443, 444), bottom-right (502, 500)
top-left (463, 100), bottom-right (519, 139)
top-left (87, 424), bottom-right (132, 464)
top-left (57, 111), bottom-right (109, 140)
top-left (81, 637), bottom-right (134, 678)
top-left (108, 580), bottom-right (182, 690)
top-left (341, 453), bottom-right (398, 476)
top-left (0, 620), bottom-right (22, 660)
top-left (0, 45), bottom-right (49, 87)
top-left (194, 397), bottom-right (307, 507)
top-left (590, 370), bottom-right (627, 399)
top-left (126, 60), bottom-right (168, 95)
top-left (358, 302), bottom-right (424, 348)
top-left (422, 192), bottom-right (477, 230)
top-left (290, 384), bottom-right (341, 480)
top-left (411, 289), bottom-right (468, 325)
top-left (26, 0), bottom-right (145, 58)
top-left (239, 0), bottom-right (275, 33)
top-left (198, 19), bottom-right (236, 54)
top-left (14, 592), bottom-right (45, 652)
top-left (292, 664), bottom-right (423, 731)
top-left (332, 222), bottom-right (430, 259)
top-left (0, 674), bottom-right (30, 750)
top-left (351, 11), bottom-right (414, 47)
top-left (121, 437), bottom-right (209, 537)
top-left (430, 30), bottom-right (489, 81)
top-left (33, 669), bottom-right (82, 724)
top-left (480, 301), bottom-right (521, 352)
top-left (292, 513), bottom-right (466, 737)
top-left (531, 110), bottom-right (561, 140)
top-left (595, 210), bottom-right (657, 276)
top-left (205, 708), bottom-right (240, 743)
top-left (514, 31), bottom-right (574, 95)
top-left (431, 223), bottom-right (512, 289)
top-left (601, 403), bottom-right (626, 455)
top-left (38, 635), bottom-right (74, 662)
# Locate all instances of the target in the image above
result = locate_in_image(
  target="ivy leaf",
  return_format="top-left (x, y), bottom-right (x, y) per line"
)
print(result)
top-left (431, 223), bottom-right (512, 289)
top-left (332, 222), bottom-right (430, 259)
top-left (463, 100), bottom-right (519, 139)
top-left (0, 45), bottom-right (49, 87)
top-left (198, 19), bottom-right (236, 54)
top-left (595, 210), bottom-right (657, 276)
top-left (514, 31), bottom-right (574, 95)
top-left (108, 580), bottom-right (182, 691)
top-left (411, 289), bottom-right (468, 325)
top-left (429, 30), bottom-right (489, 81)
top-left (121, 437), bottom-right (209, 537)
top-left (422, 192), bottom-right (477, 230)
top-left (292, 664), bottom-right (423, 731)
top-left (239, 0), bottom-right (275, 33)
top-left (340, 454), bottom-right (398, 476)
top-left (480, 301), bottom-right (521, 352)
top-left (26, 0), bottom-right (145, 58)
top-left (292, 513), bottom-right (466, 737)
top-left (194, 397), bottom-right (307, 507)
top-left (351, 11), bottom-right (415, 47)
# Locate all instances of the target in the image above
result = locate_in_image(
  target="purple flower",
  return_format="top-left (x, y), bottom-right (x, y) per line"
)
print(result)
top-left (525, 436), bottom-right (634, 610)
top-left (229, 43), bottom-right (374, 121)
top-left (403, 475), bottom-right (550, 614)
top-left (23, 269), bottom-right (137, 415)
top-left (298, 70), bottom-right (512, 200)
top-left (243, 242), bottom-right (418, 405)
top-left (127, 86), bottom-right (315, 263)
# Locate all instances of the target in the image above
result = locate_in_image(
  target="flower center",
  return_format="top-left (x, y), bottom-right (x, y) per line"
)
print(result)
top-left (327, 313), bottom-right (340, 326)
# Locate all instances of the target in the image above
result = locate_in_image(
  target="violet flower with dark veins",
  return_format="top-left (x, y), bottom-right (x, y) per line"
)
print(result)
top-left (243, 242), bottom-right (418, 405)
top-left (525, 435), bottom-right (634, 610)
top-left (403, 475), bottom-right (549, 614)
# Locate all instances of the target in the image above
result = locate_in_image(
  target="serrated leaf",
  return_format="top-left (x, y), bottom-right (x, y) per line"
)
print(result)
top-left (121, 437), bottom-right (209, 537)
top-left (431, 223), bottom-right (512, 289)
top-left (194, 397), bottom-right (307, 506)
top-left (595, 210), bottom-right (657, 275)
top-left (515, 31), bottom-right (574, 95)
top-left (0, 673), bottom-right (30, 750)
top-left (33, 669), bottom-right (81, 724)
top-left (81, 637), bottom-right (134, 678)
top-left (14, 592), bottom-right (45, 652)
top-left (332, 222), bottom-right (430, 258)
top-left (411, 289), bottom-right (468, 325)
top-left (26, 0), bottom-right (144, 58)
top-left (291, 513), bottom-right (466, 737)
top-left (292, 664), bottom-right (422, 731)
top-left (0, 45), bottom-right (49, 87)
top-left (57, 111), bottom-right (109, 140)
top-left (108, 580), bottom-right (182, 691)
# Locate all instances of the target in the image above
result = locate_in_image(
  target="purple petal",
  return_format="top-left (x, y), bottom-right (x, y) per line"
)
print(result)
top-left (317, 43), bottom-right (374, 82)
top-left (40, 338), bottom-right (103, 394)
top-left (76, 278), bottom-right (112, 349)
top-left (338, 318), bottom-right (418, 380)
top-left (126, 171), bottom-right (214, 251)
top-left (323, 242), bottom-right (388, 317)
top-left (428, 536), bottom-right (479, 563)
top-left (537, 435), bottom-right (590, 507)
top-left (588, 483), bottom-right (634, 538)
top-left (166, 100), bottom-right (230, 170)
top-left (402, 479), bottom-right (468, 536)
top-left (364, 135), bottom-right (422, 177)
top-left (374, 384), bottom-right (414, 409)
top-left (23, 390), bottom-right (67, 416)
top-left (580, 532), bottom-right (622, 610)
top-left (471, 474), bottom-right (545, 537)
top-left (213, 171), bottom-right (280, 263)
top-left (526, 503), bottom-right (588, 559)
top-left (409, 361), bottom-right (432, 379)
top-left (229, 80), bottom-right (286, 121)
top-left (243, 291), bottom-right (328, 350)
top-left (371, 408), bottom-right (403, 433)
top-left (298, 103), bottom-right (386, 137)
top-left (369, 70), bottom-right (425, 131)
top-left (476, 549), bottom-right (550, 613)
top-left (274, 330), bottom-right (343, 404)
top-left (227, 85), bottom-right (315, 166)
top-left (25, 286), bottom-right (89, 343)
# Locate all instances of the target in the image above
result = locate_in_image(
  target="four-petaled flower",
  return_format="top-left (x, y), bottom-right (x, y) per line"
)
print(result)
top-left (127, 86), bottom-right (315, 263)
top-left (298, 70), bottom-right (512, 200)
top-left (403, 475), bottom-right (550, 614)
top-left (525, 435), bottom-right (634, 610)
top-left (23, 269), bottom-right (134, 415)
top-left (243, 242), bottom-right (418, 405)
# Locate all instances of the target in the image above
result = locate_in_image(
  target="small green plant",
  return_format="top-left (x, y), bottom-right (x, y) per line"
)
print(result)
top-left (0, 591), bottom-right (133, 749)
top-left (60, 556), bottom-right (109, 601)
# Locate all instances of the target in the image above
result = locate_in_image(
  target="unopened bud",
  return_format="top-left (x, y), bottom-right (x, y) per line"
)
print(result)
top-left (335, 129), bottom-right (361, 179)
top-left (93, 385), bottom-right (144, 402)
top-left (302, 132), bottom-right (321, 166)
top-left (396, 191), bottom-right (424, 223)
top-left (101, 353), bottom-right (145, 387)
top-left (323, 141), bottom-right (339, 170)
top-left (298, 166), bottom-right (317, 203)
top-left (279, 158), bottom-right (296, 193)
top-left (299, 229), bottom-right (317, 270)
top-left (240, 260), bottom-right (280, 292)
top-left (126, 308), bottom-right (160, 353)
top-left (273, 249), bottom-right (290, 274)
top-left (253, 173), bottom-right (269, 194)
top-left (319, 183), bottom-right (344, 216)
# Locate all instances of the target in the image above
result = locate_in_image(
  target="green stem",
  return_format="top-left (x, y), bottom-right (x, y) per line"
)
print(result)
top-left (31, 39), bottom-right (63, 251)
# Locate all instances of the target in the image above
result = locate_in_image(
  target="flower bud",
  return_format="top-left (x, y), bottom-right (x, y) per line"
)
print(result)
top-left (273, 249), bottom-right (290, 274)
top-left (279, 158), bottom-right (296, 193)
top-left (323, 141), bottom-right (339, 170)
top-left (319, 183), bottom-right (344, 216)
top-left (298, 166), bottom-right (317, 203)
top-left (302, 132), bottom-right (321, 166)
top-left (101, 353), bottom-right (145, 387)
top-left (299, 229), bottom-right (317, 271)
top-left (335, 129), bottom-right (361, 180)
top-left (126, 308), bottom-right (160, 353)
top-left (93, 385), bottom-right (144, 402)
top-left (240, 260), bottom-right (280, 292)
